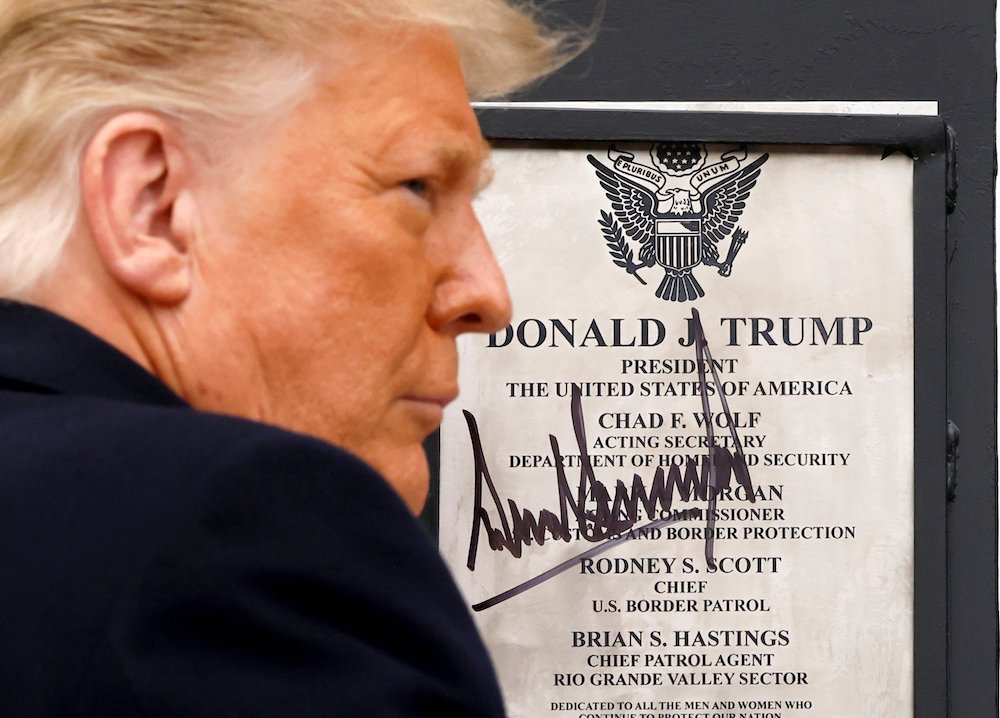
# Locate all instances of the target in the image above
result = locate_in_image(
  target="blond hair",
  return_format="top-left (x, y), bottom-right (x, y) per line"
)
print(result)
top-left (0, 1), bottom-right (584, 295)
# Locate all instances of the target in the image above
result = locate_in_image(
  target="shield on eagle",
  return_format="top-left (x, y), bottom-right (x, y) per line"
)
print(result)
top-left (654, 219), bottom-right (702, 271)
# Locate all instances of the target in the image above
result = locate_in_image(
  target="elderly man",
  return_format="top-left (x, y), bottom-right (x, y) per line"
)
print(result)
top-left (0, 1), bottom-right (578, 714)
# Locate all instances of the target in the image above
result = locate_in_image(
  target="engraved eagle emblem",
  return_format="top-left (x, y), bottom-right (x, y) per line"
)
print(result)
top-left (588, 143), bottom-right (768, 301)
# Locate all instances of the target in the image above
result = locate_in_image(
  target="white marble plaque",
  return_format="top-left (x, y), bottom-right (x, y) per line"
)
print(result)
top-left (440, 142), bottom-right (914, 718)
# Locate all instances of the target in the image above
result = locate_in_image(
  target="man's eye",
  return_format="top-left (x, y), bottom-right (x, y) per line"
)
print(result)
top-left (403, 178), bottom-right (429, 197)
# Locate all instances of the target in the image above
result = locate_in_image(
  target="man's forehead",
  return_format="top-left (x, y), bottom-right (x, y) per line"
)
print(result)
top-left (303, 25), bottom-right (487, 168)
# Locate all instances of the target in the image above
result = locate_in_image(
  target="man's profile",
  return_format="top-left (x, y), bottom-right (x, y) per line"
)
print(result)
top-left (0, 1), bottom-right (581, 714)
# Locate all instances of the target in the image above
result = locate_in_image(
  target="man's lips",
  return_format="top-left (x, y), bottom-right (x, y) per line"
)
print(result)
top-left (401, 391), bottom-right (459, 422)
top-left (403, 393), bottom-right (457, 409)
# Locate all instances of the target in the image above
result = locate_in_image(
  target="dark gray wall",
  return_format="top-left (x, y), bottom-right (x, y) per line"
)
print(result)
top-left (521, 2), bottom-right (997, 715)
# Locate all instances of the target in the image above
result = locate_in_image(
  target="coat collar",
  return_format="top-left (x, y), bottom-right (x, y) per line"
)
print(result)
top-left (0, 300), bottom-right (188, 407)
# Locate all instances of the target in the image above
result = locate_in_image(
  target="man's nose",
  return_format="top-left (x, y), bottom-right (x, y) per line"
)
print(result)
top-left (427, 210), bottom-right (512, 336)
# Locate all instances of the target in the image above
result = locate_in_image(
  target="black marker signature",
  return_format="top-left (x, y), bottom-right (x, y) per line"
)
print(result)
top-left (464, 308), bottom-right (754, 611)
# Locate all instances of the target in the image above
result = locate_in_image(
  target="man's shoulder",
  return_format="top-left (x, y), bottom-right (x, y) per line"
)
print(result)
top-left (2, 390), bottom-right (406, 508)
top-left (0, 393), bottom-right (499, 716)
top-left (0, 388), bottom-right (361, 473)
top-left (0, 389), bottom-right (411, 563)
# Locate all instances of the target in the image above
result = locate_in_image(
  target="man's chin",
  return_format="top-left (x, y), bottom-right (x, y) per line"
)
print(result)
top-left (279, 418), bottom-right (432, 514)
top-left (368, 446), bottom-right (431, 516)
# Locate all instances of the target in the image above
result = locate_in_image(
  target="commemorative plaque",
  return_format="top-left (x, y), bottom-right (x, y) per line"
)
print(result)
top-left (436, 111), bottom-right (946, 718)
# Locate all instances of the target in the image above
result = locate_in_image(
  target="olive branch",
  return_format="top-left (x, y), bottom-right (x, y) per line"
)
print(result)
top-left (599, 211), bottom-right (647, 285)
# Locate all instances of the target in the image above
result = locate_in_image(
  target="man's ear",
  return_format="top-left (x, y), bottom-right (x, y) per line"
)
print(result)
top-left (80, 112), bottom-right (200, 305)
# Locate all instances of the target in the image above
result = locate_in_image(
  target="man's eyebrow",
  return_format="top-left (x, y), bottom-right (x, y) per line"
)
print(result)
top-left (475, 155), bottom-right (495, 195)
top-left (431, 138), bottom-right (493, 192)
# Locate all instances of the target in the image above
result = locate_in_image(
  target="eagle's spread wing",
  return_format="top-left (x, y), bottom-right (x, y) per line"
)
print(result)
top-left (587, 155), bottom-right (658, 247)
top-left (701, 153), bottom-right (768, 244)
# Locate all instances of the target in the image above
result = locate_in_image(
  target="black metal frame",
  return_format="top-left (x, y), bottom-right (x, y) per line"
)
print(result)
top-left (424, 108), bottom-right (948, 717)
